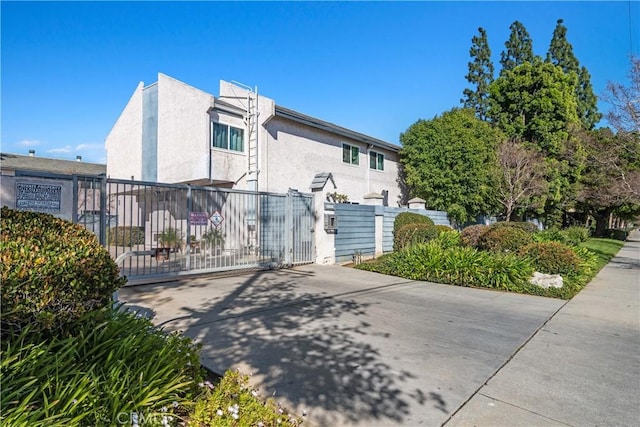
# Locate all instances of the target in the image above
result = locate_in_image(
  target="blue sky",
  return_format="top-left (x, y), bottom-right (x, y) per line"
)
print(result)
top-left (2, 1), bottom-right (638, 164)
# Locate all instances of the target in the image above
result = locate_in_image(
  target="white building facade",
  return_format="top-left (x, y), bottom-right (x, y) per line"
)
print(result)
top-left (106, 73), bottom-right (408, 264)
top-left (106, 73), bottom-right (404, 205)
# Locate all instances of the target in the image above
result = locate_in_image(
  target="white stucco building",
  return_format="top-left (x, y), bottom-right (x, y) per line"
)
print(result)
top-left (106, 73), bottom-right (405, 206)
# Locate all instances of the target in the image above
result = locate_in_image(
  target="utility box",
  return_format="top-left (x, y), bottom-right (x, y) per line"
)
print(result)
top-left (324, 213), bottom-right (337, 232)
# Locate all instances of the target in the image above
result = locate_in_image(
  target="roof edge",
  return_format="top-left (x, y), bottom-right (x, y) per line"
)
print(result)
top-left (274, 105), bottom-right (400, 153)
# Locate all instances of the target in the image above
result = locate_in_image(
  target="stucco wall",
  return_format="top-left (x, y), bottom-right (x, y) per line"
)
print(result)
top-left (156, 74), bottom-right (213, 183)
top-left (107, 76), bottom-right (403, 208)
top-left (106, 82), bottom-right (144, 180)
top-left (141, 84), bottom-right (158, 182)
top-left (1, 175), bottom-right (74, 221)
top-left (262, 117), bottom-right (402, 205)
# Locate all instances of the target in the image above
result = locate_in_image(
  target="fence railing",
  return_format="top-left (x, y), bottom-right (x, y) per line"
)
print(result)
top-left (3, 171), bottom-right (315, 283)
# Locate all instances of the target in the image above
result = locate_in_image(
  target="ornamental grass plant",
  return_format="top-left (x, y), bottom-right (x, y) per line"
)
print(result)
top-left (1, 307), bottom-right (203, 427)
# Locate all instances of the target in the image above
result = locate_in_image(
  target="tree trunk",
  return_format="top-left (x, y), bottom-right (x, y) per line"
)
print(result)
top-left (592, 209), bottom-right (612, 237)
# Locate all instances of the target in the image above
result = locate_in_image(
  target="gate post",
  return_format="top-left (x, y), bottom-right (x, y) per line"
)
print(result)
top-left (285, 189), bottom-right (294, 267)
top-left (99, 175), bottom-right (107, 246)
top-left (186, 186), bottom-right (192, 272)
top-left (72, 175), bottom-right (79, 224)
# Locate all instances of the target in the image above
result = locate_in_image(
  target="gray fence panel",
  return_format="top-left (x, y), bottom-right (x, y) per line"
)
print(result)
top-left (291, 192), bottom-right (315, 265)
top-left (260, 194), bottom-right (286, 264)
top-left (382, 207), bottom-right (451, 253)
top-left (334, 204), bottom-right (376, 263)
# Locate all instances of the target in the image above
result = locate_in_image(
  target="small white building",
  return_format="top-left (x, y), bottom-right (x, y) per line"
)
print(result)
top-left (105, 73), bottom-right (405, 206)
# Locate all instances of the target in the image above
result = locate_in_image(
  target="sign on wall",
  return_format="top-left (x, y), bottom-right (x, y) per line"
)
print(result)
top-left (15, 182), bottom-right (62, 213)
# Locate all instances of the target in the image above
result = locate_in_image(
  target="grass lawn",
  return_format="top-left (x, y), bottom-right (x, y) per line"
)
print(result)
top-left (579, 238), bottom-right (625, 272)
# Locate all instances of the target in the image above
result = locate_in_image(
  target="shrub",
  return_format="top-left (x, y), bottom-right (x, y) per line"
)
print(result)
top-left (394, 223), bottom-right (438, 251)
top-left (603, 229), bottom-right (628, 241)
top-left (519, 242), bottom-right (581, 275)
top-left (159, 226), bottom-right (184, 249)
top-left (561, 226), bottom-right (591, 246)
top-left (357, 242), bottom-right (534, 291)
top-left (478, 226), bottom-right (533, 253)
top-left (433, 229), bottom-right (462, 249)
top-left (435, 224), bottom-right (453, 233)
top-left (1, 307), bottom-right (203, 427)
top-left (490, 221), bottom-right (539, 234)
top-left (460, 224), bottom-right (489, 248)
top-left (108, 226), bottom-right (145, 246)
top-left (393, 212), bottom-right (434, 236)
top-left (188, 369), bottom-right (301, 427)
top-left (0, 207), bottom-right (127, 338)
top-left (533, 228), bottom-right (567, 244)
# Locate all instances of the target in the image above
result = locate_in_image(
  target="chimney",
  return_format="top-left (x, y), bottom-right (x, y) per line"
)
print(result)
top-left (76, 155), bottom-right (82, 162)
top-left (28, 149), bottom-right (35, 157)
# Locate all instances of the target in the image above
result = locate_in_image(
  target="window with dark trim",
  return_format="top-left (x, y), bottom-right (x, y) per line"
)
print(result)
top-left (369, 151), bottom-right (384, 171)
top-left (212, 123), bottom-right (244, 152)
top-left (342, 143), bottom-right (359, 165)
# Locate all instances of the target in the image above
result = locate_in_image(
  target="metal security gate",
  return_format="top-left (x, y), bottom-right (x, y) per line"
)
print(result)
top-left (105, 179), bottom-right (315, 282)
top-left (3, 171), bottom-right (315, 282)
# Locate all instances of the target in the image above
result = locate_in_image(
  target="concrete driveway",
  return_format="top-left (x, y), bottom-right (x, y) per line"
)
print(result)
top-left (119, 265), bottom-right (565, 426)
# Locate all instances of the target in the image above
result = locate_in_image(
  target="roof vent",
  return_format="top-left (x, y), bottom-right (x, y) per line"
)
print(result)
top-left (76, 155), bottom-right (82, 162)
top-left (28, 149), bottom-right (35, 157)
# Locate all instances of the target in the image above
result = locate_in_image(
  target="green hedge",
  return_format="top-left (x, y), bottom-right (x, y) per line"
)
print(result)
top-left (108, 226), bottom-right (145, 246)
top-left (1, 207), bottom-right (126, 338)
top-left (490, 221), bottom-right (539, 234)
top-left (393, 212), bottom-right (434, 236)
top-left (603, 229), bottom-right (628, 241)
top-left (394, 223), bottom-right (438, 251)
top-left (478, 226), bottom-right (533, 253)
top-left (520, 241), bottom-right (581, 275)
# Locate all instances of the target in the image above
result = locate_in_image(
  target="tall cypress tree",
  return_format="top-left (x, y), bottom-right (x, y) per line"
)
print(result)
top-left (500, 20), bottom-right (535, 75)
top-left (547, 19), bottom-right (601, 129)
top-left (462, 27), bottom-right (494, 121)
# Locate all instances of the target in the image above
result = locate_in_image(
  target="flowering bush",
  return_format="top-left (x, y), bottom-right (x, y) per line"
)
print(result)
top-left (188, 369), bottom-right (302, 426)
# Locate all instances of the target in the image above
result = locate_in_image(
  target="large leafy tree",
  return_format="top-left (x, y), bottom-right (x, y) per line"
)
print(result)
top-left (577, 128), bottom-right (640, 235)
top-left (488, 59), bottom-right (583, 226)
top-left (602, 55), bottom-right (640, 138)
top-left (399, 108), bottom-right (502, 224)
top-left (500, 21), bottom-right (535, 75)
top-left (546, 19), bottom-right (601, 129)
top-left (489, 59), bottom-right (579, 154)
top-left (578, 57), bottom-right (640, 233)
top-left (495, 139), bottom-right (548, 221)
top-left (462, 27), bottom-right (494, 121)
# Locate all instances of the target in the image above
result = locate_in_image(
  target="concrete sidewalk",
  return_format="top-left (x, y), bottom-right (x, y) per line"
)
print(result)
top-left (447, 233), bottom-right (640, 426)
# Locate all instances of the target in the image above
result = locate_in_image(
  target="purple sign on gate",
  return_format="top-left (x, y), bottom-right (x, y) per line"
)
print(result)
top-left (190, 212), bottom-right (209, 226)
